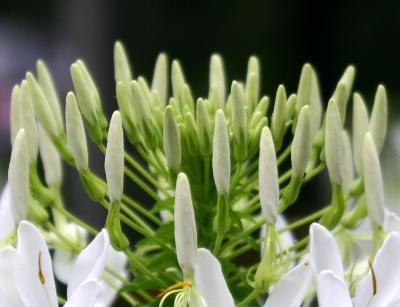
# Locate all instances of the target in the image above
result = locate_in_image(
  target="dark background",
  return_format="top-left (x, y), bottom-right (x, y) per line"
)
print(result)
top-left (0, 0), bottom-right (400, 304)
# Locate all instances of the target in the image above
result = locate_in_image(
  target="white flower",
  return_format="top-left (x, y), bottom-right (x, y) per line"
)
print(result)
top-left (0, 183), bottom-right (15, 241)
top-left (0, 221), bottom-right (110, 307)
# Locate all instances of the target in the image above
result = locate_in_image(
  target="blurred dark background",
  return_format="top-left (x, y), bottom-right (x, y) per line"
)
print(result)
top-left (1, 0), bottom-right (400, 305)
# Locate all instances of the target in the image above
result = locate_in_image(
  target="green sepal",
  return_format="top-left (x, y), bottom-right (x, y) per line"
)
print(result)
top-left (213, 195), bottom-right (231, 236)
top-left (280, 176), bottom-right (302, 211)
top-left (319, 183), bottom-right (345, 229)
top-left (80, 171), bottom-right (107, 202)
top-left (106, 200), bottom-right (130, 251)
top-left (342, 195), bottom-right (367, 229)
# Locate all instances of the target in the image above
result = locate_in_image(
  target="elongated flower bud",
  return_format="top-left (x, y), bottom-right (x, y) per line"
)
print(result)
top-left (19, 80), bottom-right (38, 164)
top-left (105, 112), bottom-right (125, 202)
top-left (66, 92), bottom-right (89, 172)
top-left (291, 106), bottom-right (312, 178)
top-left (38, 125), bottom-right (62, 187)
top-left (8, 129), bottom-right (29, 223)
top-left (352, 93), bottom-right (369, 174)
top-left (171, 60), bottom-right (186, 101)
top-left (116, 81), bottom-right (139, 143)
top-left (151, 53), bottom-right (168, 106)
top-left (341, 131), bottom-right (353, 194)
top-left (286, 94), bottom-right (297, 122)
top-left (296, 64), bottom-right (312, 110)
top-left (163, 106), bottom-right (181, 172)
top-left (325, 99), bottom-right (344, 185)
top-left (10, 85), bottom-right (21, 144)
top-left (26, 72), bottom-right (61, 138)
top-left (36, 60), bottom-right (64, 132)
top-left (368, 85), bottom-right (387, 154)
top-left (70, 60), bottom-right (107, 143)
top-left (114, 41), bottom-right (133, 84)
top-left (196, 98), bottom-right (212, 156)
top-left (259, 127), bottom-right (279, 224)
top-left (245, 56), bottom-right (260, 113)
top-left (210, 54), bottom-right (226, 108)
top-left (174, 173), bottom-right (197, 278)
top-left (363, 133), bottom-right (384, 226)
top-left (332, 65), bottom-right (355, 125)
top-left (231, 81), bottom-right (248, 159)
top-left (212, 110), bottom-right (231, 196)
top-left (271, 85), bottom-right (287, 150)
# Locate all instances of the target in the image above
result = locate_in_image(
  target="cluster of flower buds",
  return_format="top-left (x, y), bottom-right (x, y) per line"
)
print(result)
top-left (0, 40), bottom-right (396, 306)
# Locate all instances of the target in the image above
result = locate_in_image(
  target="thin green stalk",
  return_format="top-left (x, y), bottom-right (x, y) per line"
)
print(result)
top-left (122, 194), bottom-right (162, 225)
top-left (52, 205), bottom-right (98, 235)
top-left (278, 207), bottom-right (329, 233)
top-left (304, 163), bottom-right (326, 182)
top-left (237, 288), bottom-right (260, 307)
top-left (277, 143), bottom-right (292, 166)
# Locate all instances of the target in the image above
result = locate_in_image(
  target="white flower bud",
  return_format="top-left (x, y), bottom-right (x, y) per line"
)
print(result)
top-left (114, 41), bottom-right (133, 84)
top-left (332, 65), bottom-right (355, 125)
top-left (38, 125), bottom-right (62, 187)
top-left (352, 93), bottom-right (369, 174)
top-left (8, 129), bottom-right (29, 223)
top-left (105, 111), bottom-right (125, 202)
top-left (151, 53), bottom-right (168, 106)
top-left (231, 81), bottom-right (247, 152)
top-left (26, 72), bottom-right (61, 138)
top-left (296, 64), bottom-right (312, 110)
top-left (171, 60), bottom-right (186, 101)
top-left (174, 173), bottom-right (197, 278)
top-left (341, 131), bottom-right (354, 194)
top-left (212, 110), bottom-right (231, 196)
top-left (36, 60), bottom-right (64, 132)
top-left (325, 99), bottom-right (344, 185)
top-left (10, 84), bottom-right (21, 145)
top-left (245, 56), bottom-right (260, 114)
top-left (368, 85), bottom-right (387, 154)
top-left (66, 92), bottom-right (89, 172)
top-left (163, 106), bottom-right (181, 172)
top-left (271, 85), bottom-right (287, 149)
top-left (19, 80), bottom-right (38, 164)
top-left (209, 54), bottom-right (226, 108)
top-left (259, 127), bottom-right (279, 224)
top-left (291, 106), bottom-right (312, 178)
top-left (363, 133), bottom-right (384, 226)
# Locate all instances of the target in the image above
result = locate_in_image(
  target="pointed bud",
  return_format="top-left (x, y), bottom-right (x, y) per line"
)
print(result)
top-left (163, 106), bottom-right (181, 172)
top-left (105, 112), bottom-right (124, 202)
top-left (151, 53), bottom-right (168, 106)
top-left (212, 110), bottom-right (231, 196)
top-left (174, 173), bottom-right (197, 278)
top-left (38, 125), bottom-right (62, 187)
top-left (116, 81), bottom-right (139, 143)
top-left (209, 54), bottom-right (226, 108)
top-left (26, 72), bottom-right (61, 138)
top-left (70, 60), bottom-right (107, 143)
top-left (363, 133), bottom-right (384, 226)
top-left (19, 80), bottom-right (38, 164)
top-left (325, 99), bottom-right (344, 185)
top-left (332, 65), bottom-right (356, 125)
top-left (196, 98), bottom-right (212, 156)
top-left (171, 60), bottom-right (186, 101)
top-left (231, 81), bottom-right (248, 159)
top-left (36, 60), bottom-right (64, 132)
top-left (291, 106), bottom-right (312, 178)
top-left (114, 41), bottom-right (133, 84)
top-left (259, 127), bottom-right (279, 224)
top-left (271, 85), bottom-right (287, 150)
top-left (297, 64), bottom-right (312, 110)
top-left (341, 131), bottom-right (354, 194)
top-left (66, 92), bottom-right (88, 172)
top-left (10, 85), bottom-right (21, 145)
top-left (286, 94), bottom-right (297, 122)
top-left (8, 129), bottom-right (29, 223)
top-left (245, 56), bottom-right (260, 114)
top-left (352, 93), bottom-right (369, 174)
top-left (368, 85), bottom-right (387, 154)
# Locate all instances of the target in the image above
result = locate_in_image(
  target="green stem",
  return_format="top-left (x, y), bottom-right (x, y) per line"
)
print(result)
top-left (277, 143), bottom-right (292, 166)
top-left (52, 205), bottom-right (98, 235)
top-left (122, 194), bottom-right (162, 225)
top-left (278, 207), bottom-right (329, 233)
top-left (237, 288), bottom-right (260, 307)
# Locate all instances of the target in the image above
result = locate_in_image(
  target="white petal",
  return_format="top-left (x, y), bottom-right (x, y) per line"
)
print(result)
top-left (67, 229), bottom-right (110, 298)
top-left (384, 211), bottom-right (400, 233)
top-left (64, 279), bottom-right (101, 307)
top-left (366, 232), bottom-right (400, 307)
top-left (353, 271), bottom-right (372, 307)
top-left (194, 248), bottom-right (234, 307)
top-left (263, 260), bottom-right (313, 307)
top-left (16, 221), bottom-right (58, 307)
top-left (0, 183), bottom-right (15, 240)
top-left (95, 248), bottom-right (128, 307)
top-left (310, 223), bottom-right (344, 278)
top-left (0, 247), bottom-right (24, 307)
top-left (316, 270), bottom-right (352, 307)
top-left (53, 248), bottom-right (79, 284)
